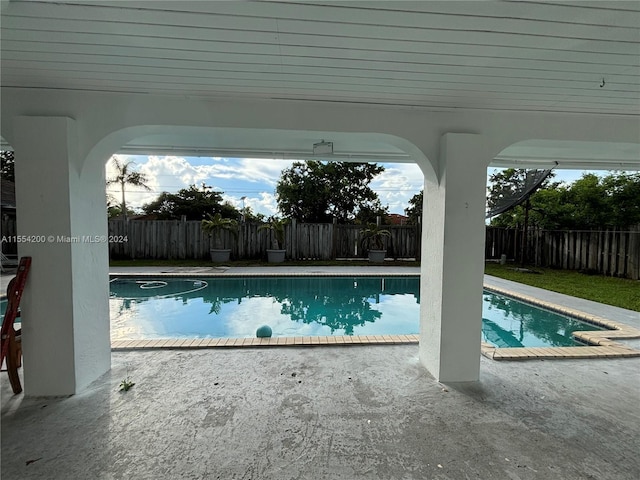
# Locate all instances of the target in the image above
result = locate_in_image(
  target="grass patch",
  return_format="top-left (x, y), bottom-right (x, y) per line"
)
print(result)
top-left (485, 262), bottom-right (640, 312)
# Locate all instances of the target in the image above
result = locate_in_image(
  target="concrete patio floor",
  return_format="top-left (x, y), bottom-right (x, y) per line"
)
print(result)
top-left (2, 267), bottom-right (639, 479)
top-left (2, 345), bottom-right (639, 479)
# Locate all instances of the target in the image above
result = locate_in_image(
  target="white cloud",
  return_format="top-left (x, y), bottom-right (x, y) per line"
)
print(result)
top-left (105, 156), bottom-right (426, 217)
top-left (105, 155), bottom-right (293, 214)
top-left (233, 158), bottom-right (297, 185)
top-left (225, 192), bottom-right (279, 217)
top-left (372, 163), bottom-right (424, 214)
top-left (252, 192), bottom-right (279, 217)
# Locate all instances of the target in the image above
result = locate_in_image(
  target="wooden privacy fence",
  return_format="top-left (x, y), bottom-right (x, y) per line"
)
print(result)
top-left (486, 226), bottom-right (640, 279)
top-left (333, 224), bottom-right (420, 259)
top-left (108, 219), bottom-right (422, 261)
top-left (110, 221), bottom-right (639, 278)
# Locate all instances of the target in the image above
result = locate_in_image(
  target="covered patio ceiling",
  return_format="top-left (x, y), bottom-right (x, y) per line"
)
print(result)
top-left (1, 1), bottom-right (639, 167)
top-left (1, 1), bottom-right (638, 114)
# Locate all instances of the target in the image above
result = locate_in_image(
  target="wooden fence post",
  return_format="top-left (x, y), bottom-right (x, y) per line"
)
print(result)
top-left (618, 230), bottom-right (627, 277)
top-left (332, 217), bottom-right (337, 260)
top-left (629, 225), bottom-right (640, 280)
top-left (290, 219), bottom-right (297, 260)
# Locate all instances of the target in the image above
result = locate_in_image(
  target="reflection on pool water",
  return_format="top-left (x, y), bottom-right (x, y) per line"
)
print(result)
top-left (109, 277), bottom-right (602, 348)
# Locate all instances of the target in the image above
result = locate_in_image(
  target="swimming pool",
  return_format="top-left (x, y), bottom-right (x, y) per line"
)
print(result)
top-left (108, 276), bottom-right (602, 348)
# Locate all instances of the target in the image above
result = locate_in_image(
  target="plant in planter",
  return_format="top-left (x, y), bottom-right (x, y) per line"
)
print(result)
top-left (258, 217), bottom-right (287, 263)
top-left (359, 224), bottom-right (391, 262)
top-left (201, 213), bottom-right (239, 262)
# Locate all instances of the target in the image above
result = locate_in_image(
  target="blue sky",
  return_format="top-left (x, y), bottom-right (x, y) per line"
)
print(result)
top-left (106, 155), bottom-right (606, 217)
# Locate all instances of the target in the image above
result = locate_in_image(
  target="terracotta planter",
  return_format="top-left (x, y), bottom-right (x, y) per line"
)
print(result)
top-left (368, 250), bottom-right (386, 262)
top-left (266, 249), bottom-right (286, 263)
top-left (210, 249), bottom-right (231, 262)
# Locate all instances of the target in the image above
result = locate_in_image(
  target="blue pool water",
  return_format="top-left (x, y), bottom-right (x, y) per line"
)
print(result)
top-left (108, 276), bottom-right (602, 347)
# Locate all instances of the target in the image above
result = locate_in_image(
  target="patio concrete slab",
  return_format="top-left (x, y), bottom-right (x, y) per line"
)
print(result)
top-left (2, 345), bottom-right (639, 480)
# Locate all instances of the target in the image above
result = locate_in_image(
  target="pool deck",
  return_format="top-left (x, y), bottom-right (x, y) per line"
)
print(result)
top-left (2, 266), bottom-right (640, 479)
top-left (106, 265), bottom-right (640, 361)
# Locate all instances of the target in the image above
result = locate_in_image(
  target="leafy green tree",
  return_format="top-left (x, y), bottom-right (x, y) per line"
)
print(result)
top-left (568, 174), bottom-right (607, 228)
top-left (488, 170), bottom-right (640, 230)
top-left (523, 187), bottom-right (574, 230)
top-left (489, 182), bottom-right (570, 230)
top-left (488, 169), bottom-right (558, 228)
top-left (405, 190), bottom-right (423, 224)
top-left (276, 161), bottom-right (386, 222)
top-left (142, 184), bottom-right (240, 220)
top-left (106, 193), bottom-right (136, 218)
top-left (107, 204), bottom-right (137, 219)
top-left (241, 206), bottom-right (266, 223)
top-left (600, 172), bottom-right (640, 228)
top-left (1, 151), bottom-right (15, 182)
top-left (487, 169), bottom-right (556, 226)
top-left (354, 202), bottom-right (389, 225)
top-left (106, 157), bottom-right (151, 220)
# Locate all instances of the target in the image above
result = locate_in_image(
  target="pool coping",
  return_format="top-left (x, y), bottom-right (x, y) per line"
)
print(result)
top-left (481, 285), bottom-right (640, 361)
top-left (107, 272), bottom-right (640, 361)
top-left (111, 334), bottom-right (420, 350)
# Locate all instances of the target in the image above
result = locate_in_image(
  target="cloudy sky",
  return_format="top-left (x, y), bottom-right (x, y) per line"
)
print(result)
top-left (105, 155), bottom-right (601, 217)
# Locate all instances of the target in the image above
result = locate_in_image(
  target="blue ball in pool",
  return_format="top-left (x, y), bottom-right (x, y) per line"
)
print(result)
top-left (256, 325), bottom-right (273, 338)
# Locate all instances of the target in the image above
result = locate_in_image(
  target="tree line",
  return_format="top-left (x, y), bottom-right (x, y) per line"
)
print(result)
top-left (487, 169), bottom-right (640, 230)
top-left (107, 158), bottom-right (401, 225)
top-left (100, 160), bottom-right (640, 231)
top-left (3, 151), bottom-right (636, 231)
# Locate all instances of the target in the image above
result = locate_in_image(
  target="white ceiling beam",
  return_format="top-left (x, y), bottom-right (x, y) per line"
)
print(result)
top-left (4, 77), bottom-right (637, 115)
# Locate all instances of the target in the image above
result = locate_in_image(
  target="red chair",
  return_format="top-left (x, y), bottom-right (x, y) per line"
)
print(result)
top-left (1, 257), bottom-right (31, 394)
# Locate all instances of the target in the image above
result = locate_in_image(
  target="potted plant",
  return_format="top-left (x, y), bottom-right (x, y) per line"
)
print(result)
top-left (201, 213), bottom-right (238, 262)
top-left (359, 224), bottom-right (391, 262)
top-left (258, 217), bottom-right (287, 263)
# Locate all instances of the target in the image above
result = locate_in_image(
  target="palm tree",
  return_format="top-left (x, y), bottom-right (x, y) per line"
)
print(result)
top-left (106, 157), bottom-right (151, 220)
top-left (258, 216), bottom-right (287, 250)
top-left (359, 224), bottom-right (391, 251)
top-left (201, 213), bottom-right (239, 249)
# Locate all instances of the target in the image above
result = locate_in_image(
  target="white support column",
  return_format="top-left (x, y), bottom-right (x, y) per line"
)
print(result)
top-left (13, 116), bottom-right (111, 396)
top-left (419, 133), bottom-right (488, 382)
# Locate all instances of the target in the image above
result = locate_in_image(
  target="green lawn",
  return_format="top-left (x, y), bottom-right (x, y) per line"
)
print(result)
top-left (485, 262), bottom-right (640, 312)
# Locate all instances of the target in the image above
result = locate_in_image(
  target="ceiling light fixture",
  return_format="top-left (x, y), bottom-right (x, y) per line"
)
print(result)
top-left (313, 140), bottom-right (333, 155)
